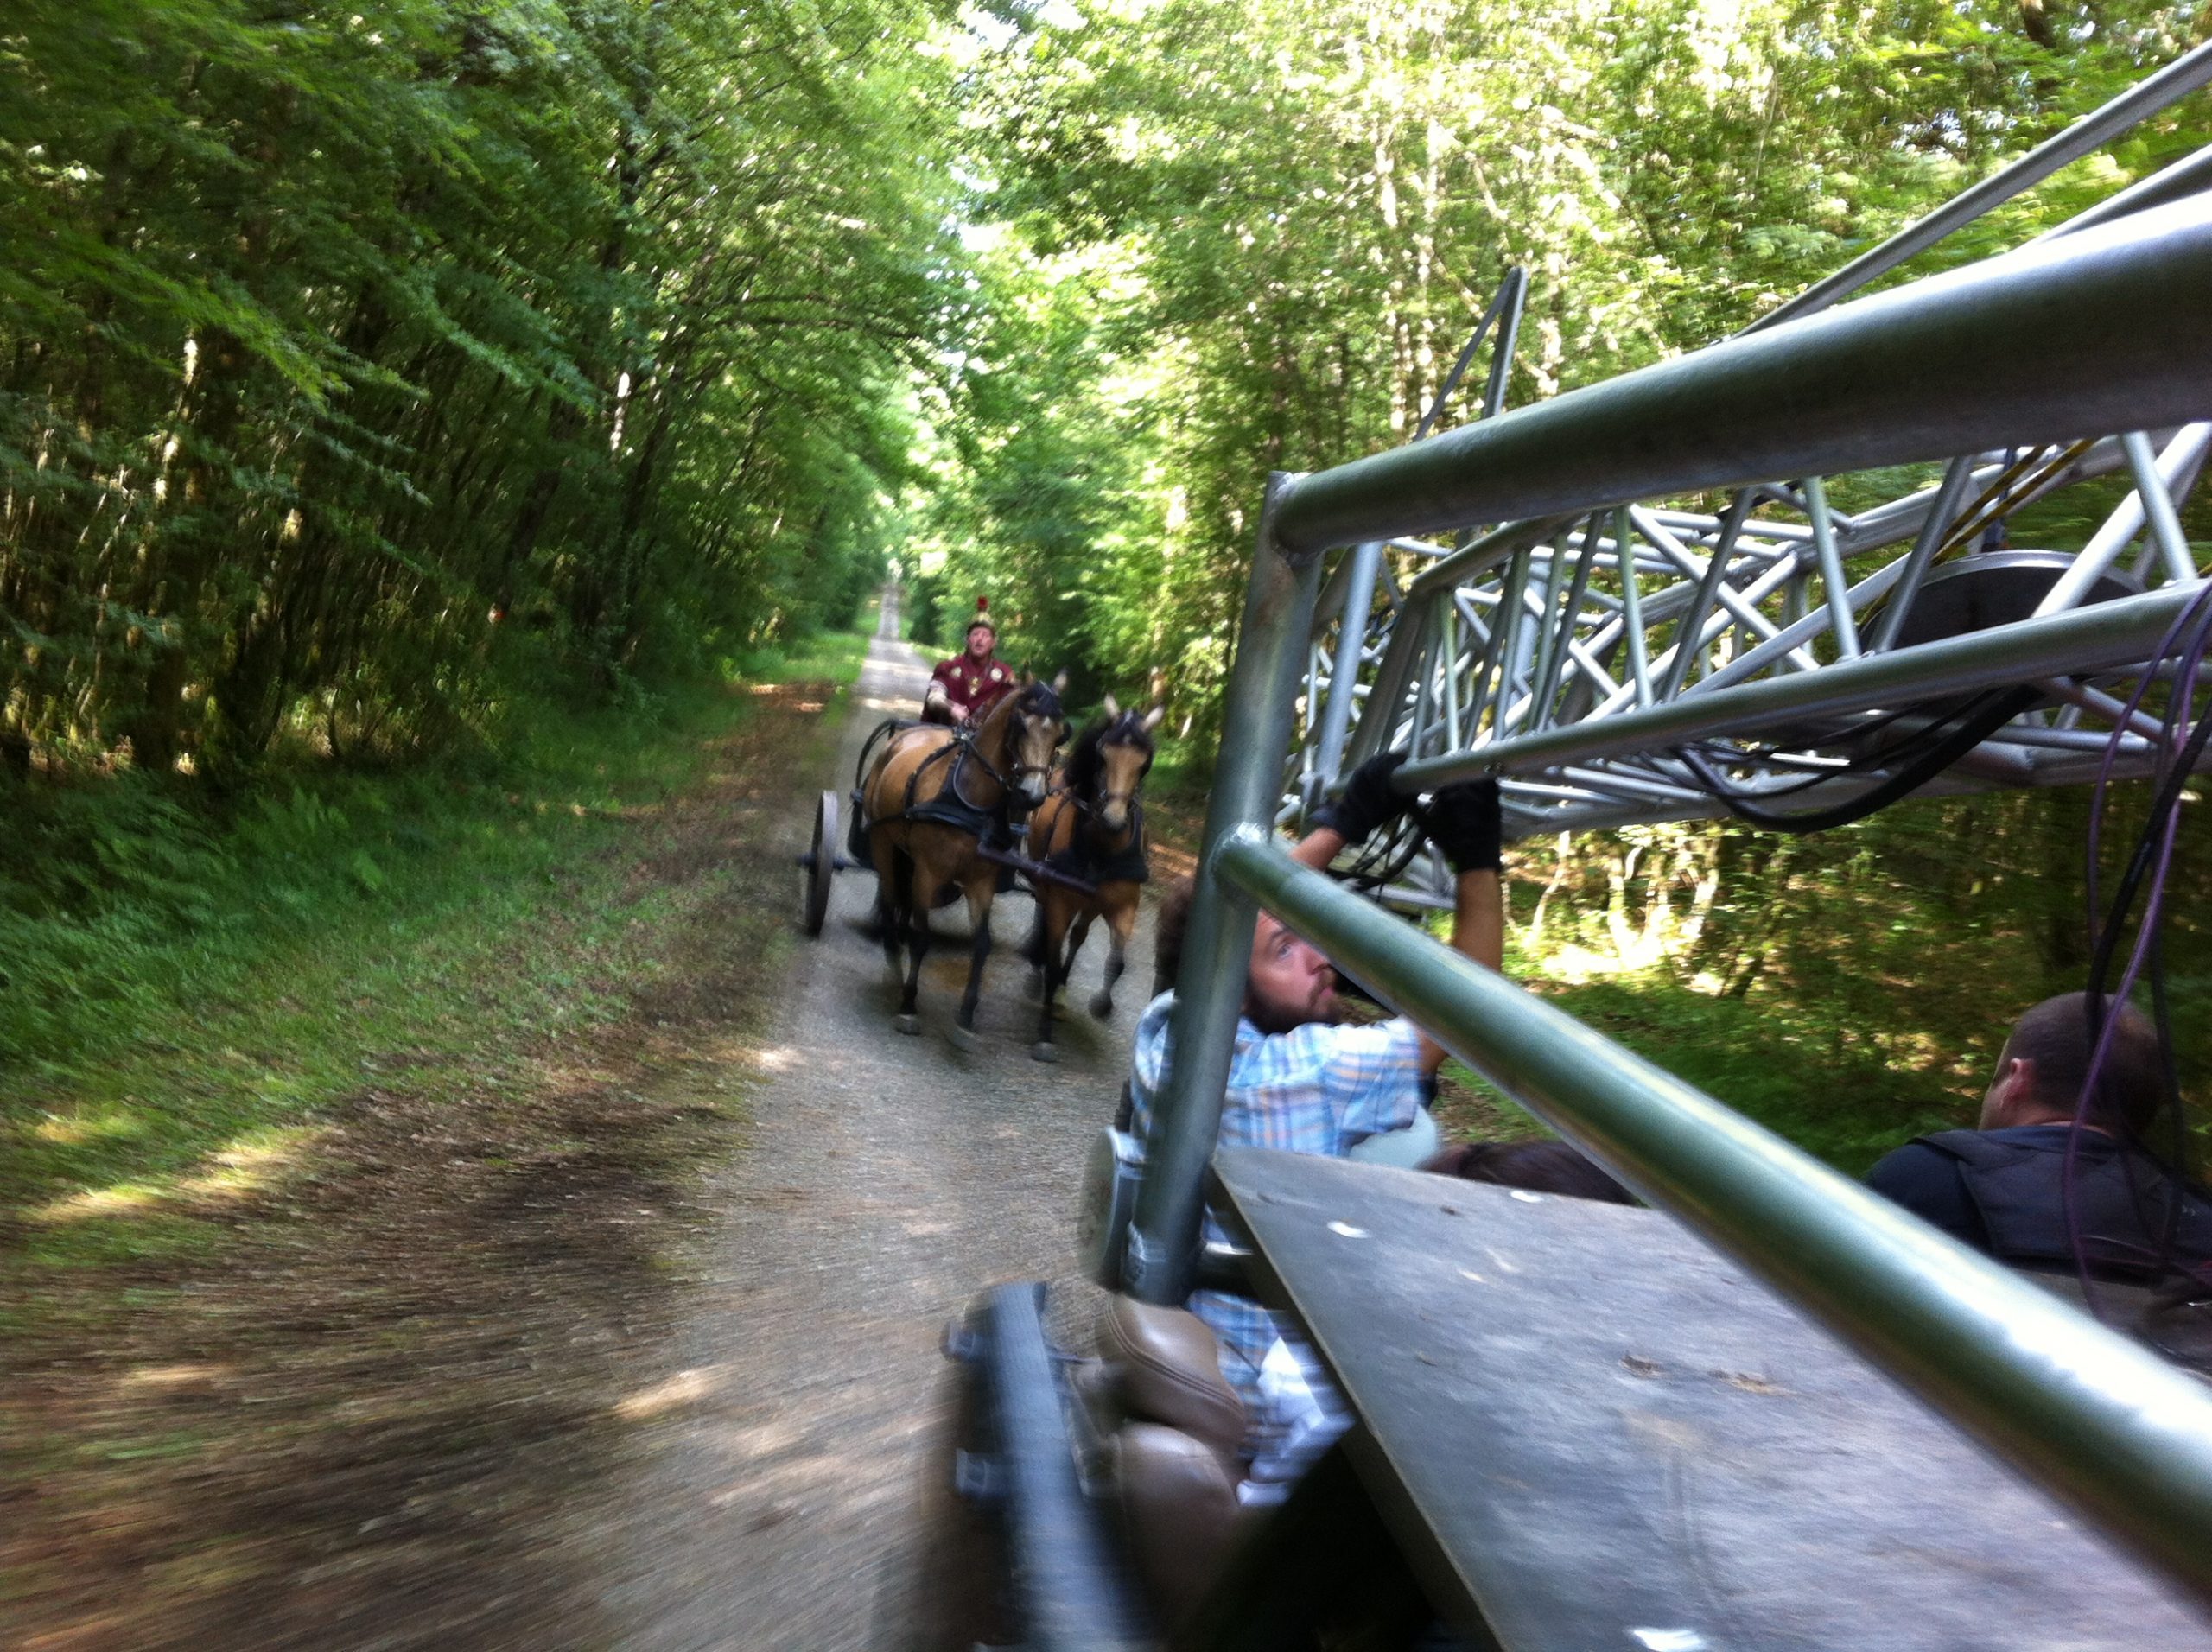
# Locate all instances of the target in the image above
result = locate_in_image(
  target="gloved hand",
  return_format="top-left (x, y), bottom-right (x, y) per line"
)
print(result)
top-left (1310, 751), bottom-right (1411, 846)
top-left (1421, 778), bottom-right (1503, 874)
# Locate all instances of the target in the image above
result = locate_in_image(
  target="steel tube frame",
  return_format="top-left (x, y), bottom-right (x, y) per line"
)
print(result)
top-left (1268, 195), bottom-right (2212, 558)
top-left (1312, 540), bottom-right (1385, 790)
top-left (1397, 581), bottom-right (2202, 786)
top-left (1209, 830), bottom-right (2212, 1609)
top-left (2037, 423), bottom-right (2212, 615)
top-left (977, 1283), bottom-right (1151, 1651)
top-left (1125, 474), bottom-right (1323, 1306)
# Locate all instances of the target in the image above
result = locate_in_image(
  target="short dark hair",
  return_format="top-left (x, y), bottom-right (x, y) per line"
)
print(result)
top-left (1154, 875), bottom-right (1195, 996)
top-left (1424, 1139), bottom-right (1637, 1204)
top-left (2004, 991), bottom-right (2166, 1135)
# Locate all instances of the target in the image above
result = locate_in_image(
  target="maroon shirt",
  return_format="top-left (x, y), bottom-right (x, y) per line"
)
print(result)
top-left (931, 652), bottom-right (1014, 720)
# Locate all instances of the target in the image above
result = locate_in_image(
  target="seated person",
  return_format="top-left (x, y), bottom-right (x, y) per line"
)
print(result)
top-left (922, 598), bottom-right (1016, 726)
top-left (1865, 991), bottom-right (2212, 1283)
top-left (1126, 753), bottom-right (1503, 1487)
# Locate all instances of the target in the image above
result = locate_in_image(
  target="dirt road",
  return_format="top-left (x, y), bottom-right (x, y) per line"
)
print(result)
top-left (600, 596), bottom-right (1137, 1649)
top-left (1, 595), bottom-right (1143, 1651)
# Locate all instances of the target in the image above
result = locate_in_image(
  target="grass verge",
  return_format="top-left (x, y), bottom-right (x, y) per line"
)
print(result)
top-left (3, 618), bottom-right (872, 1288)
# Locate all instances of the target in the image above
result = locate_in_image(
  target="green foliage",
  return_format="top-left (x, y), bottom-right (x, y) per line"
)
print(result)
top-left (918, 0), bottom-right (2211, 757)
top-left (1503, 781), bottom-right (2212, 1170)
top-left (2, 0), bottom-right (950, 775)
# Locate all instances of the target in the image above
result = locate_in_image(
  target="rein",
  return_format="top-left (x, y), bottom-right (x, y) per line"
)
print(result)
top-left (1058, 734), bottom-right (1152, 853)
top-left (892, 693), bottom-right (1063, 823)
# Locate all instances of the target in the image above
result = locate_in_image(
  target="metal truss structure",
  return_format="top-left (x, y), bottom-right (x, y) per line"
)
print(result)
top-left (1281, 42), bottom-right (2212, 905)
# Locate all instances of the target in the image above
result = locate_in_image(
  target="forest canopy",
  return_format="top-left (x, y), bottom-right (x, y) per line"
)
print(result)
top-left (5, 0), bottom-right (2207, 771)
top-left (912, 0), bottom-right (2210, 726)
top-left (2, 0), bottom-right (962, 776)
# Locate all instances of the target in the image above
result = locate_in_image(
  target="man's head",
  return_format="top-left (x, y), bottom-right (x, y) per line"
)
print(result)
top-left (1244, 911), bottom-right (1338, 1033)
top-left (965, 619), bottom-right (995, 660)
top-left (1979, 991), bottom-right (2164, 1135)
top-left (1150, 875), bottom-right (1338, 1033)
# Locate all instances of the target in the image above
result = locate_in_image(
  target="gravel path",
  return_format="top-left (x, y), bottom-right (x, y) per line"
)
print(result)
top-left (601, 596), bottom-right (1142, 1649)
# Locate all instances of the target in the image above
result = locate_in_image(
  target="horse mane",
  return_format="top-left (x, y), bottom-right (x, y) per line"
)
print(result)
top-left (1064, 709), bottom-right (1155, 801)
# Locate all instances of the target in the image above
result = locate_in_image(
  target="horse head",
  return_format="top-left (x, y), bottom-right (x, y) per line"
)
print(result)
top-left (995, 670), bottom-right (1068, 810)
top-left (1078, 693), bottom-right (1164, 836)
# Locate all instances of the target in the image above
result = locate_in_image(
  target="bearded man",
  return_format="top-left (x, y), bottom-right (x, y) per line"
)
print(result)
top-left (1126, 753), bottom-right (1504, 1437)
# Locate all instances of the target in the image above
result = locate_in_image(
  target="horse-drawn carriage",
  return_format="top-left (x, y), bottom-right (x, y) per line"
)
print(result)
top-left (798, 676), bottom-right (1165, 1058)
top-left (902, 48), bottom-right (2212, 1652)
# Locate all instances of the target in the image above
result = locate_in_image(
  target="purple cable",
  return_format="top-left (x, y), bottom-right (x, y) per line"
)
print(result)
top-left (2072, 580), bottom-right (2212, 1306)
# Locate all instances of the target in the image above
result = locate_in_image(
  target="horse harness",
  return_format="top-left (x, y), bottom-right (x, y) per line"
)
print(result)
top-left (1041, 785), bottom-right (1152, 888)
top-left (855, 711), bottom-right (1061, 847)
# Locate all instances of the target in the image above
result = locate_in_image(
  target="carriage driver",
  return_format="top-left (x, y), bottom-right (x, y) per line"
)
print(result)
top-left (922, 596), bottom-right (1017, 727)
top-left (1127, 753), bottom-right (1504, 1492)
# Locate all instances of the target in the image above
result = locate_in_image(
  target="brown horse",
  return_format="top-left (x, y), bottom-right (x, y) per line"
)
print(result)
top-left (863, 673), bottom-right (1068, 1047)
top-left (1022, 697), bottom-right (1162, 1063)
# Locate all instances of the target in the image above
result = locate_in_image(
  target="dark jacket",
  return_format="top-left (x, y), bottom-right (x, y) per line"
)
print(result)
top-left (1867, 1124), bottom-right (2212, 1282)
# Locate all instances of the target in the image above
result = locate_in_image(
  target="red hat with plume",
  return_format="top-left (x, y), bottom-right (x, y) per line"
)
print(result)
top-left (968, 595), bottom-right (996, 635)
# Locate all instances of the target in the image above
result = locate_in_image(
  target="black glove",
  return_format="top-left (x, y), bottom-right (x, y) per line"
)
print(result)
top-left (1420, 778), bottom-right (1503, 874)
top-left (1311, 751), bottom-right (1411, 846)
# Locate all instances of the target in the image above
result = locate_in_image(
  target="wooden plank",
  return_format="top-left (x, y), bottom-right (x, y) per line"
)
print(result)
top-left (1211, 1145), bottom-right (2212, 1651)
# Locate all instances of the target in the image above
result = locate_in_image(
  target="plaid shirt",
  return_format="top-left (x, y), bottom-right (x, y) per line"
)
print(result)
top-left (1127, 990), bottom-right (1426, 1424)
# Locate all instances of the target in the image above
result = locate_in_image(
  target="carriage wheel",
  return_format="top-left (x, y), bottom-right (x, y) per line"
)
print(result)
top-left (801, 789), bottom-right (839, 937)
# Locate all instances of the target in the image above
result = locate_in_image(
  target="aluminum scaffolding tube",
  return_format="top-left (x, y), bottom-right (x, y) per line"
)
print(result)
top-left (1211, 829), bottom-right (2212, 1611)
top-left (1267, 194), bottom-right (2212, 559)
top-left (1123, 475), bottom-right (1324, 1306)
top-left (1395, 581), bottom-right (2203, 788)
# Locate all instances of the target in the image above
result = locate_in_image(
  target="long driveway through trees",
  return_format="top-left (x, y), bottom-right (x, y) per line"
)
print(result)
top-left (601, 594), bottom-right (1137, 1649)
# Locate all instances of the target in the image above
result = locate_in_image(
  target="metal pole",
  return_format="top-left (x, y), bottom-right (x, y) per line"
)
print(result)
top-left (1211, 830), bottom-right (2212, 1611)
top-left (2038, 139), bottom-right (2212, 243)
top-left (978, 1285), bottom-right (1151, 1651)
top-left (1469, 550), bottom-right (1530, 742)
top-left (1268, 195), bottom-right (2212, 559)
top-left (1659, 492), bottom-right (1751, 697)
top-left (1740, 39), bottom-right (2212, 334)
top-left (1438, 597), bottom-right (1463, 748)
top-left (1480, 264), bottom-right (1527, 419)
top-left (1344, 588), bottom-right (1431, 766)
top-left (1868, 454), bottom-right (1977, 653)
top-left (1398, 580), bottom-right (2202, 787)
top-left (1530, 517), bottom-right (1600, 729)
top-left (1801, 474), bottom-right (1861, 658)
top-left (2121, 429), bottom-right (2199, 583)
top-left (1614, 506), bottom-right (1653, 707)
top-left (1124, 474), bottom-right (1323, 1306)
top-left (1313, 541), bottom-right (1384, 788)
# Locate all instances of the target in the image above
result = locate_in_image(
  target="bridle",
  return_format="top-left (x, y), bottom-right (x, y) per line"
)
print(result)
top-left (1073, 719), bottom-right (1154, 836)
top-left (950, 689), bottom-right (1066, 810)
